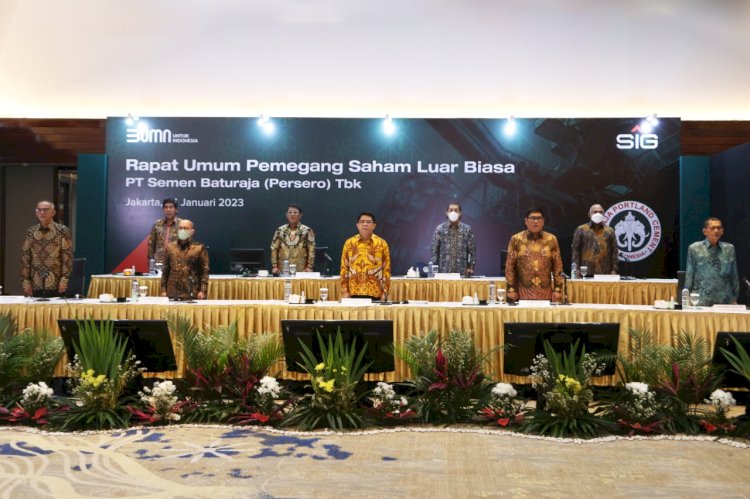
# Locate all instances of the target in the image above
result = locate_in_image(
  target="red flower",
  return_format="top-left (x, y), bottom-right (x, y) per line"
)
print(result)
top-left (250, 412), bottom-right (270, 423)
top-left (497, 417), bottom-right (511, 427)
top-left (700, 420), bottom-right (717, 433)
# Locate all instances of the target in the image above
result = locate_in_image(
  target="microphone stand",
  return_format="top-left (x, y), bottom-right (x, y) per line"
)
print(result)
top-left (560, 272), bottom-right (571, 305)
top-left (185, 274), bottom-right (197, 303)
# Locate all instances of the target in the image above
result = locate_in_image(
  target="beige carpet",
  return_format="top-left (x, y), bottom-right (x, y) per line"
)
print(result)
top-left (1, 425), bottom-right (748, 498)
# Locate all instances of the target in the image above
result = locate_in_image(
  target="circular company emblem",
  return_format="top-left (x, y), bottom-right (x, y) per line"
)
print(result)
top-left (603, 201), bottom-right (662, 262)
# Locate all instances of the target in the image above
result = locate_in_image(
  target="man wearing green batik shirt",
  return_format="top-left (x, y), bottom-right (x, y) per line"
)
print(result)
top-left (685, 217), bottom-right (739, 306)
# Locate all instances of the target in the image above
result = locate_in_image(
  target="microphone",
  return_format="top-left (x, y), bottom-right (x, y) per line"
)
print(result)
top-left (323, 252), bottom-right (333, 262)
top-left (743, 277), bottom-right (750, 289)
top-left (561, 272), bottom-right (570, 279)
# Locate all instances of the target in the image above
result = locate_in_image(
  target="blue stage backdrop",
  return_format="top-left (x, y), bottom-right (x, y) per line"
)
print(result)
top-left (105, 117), bottom-right (681, 277)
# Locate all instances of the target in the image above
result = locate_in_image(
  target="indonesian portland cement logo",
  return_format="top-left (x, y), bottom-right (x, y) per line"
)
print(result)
top-left (604, 201), bottom-right (662, 262)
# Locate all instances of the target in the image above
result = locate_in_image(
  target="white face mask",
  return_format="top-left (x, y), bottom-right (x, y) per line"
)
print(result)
top-left (590, 213), bottom-right (605, 224)
top-left (447, 211), bottom-right (460, 223)
top-left (178, 229), bottom-right (192, 241)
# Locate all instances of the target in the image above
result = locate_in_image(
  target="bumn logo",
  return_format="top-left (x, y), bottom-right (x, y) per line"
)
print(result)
top-left (604, 201), bottom-right (662, 262)
top-left (126, 127), bottom-right (173, 143)
top-left (616, 124), bottom-right (658, 150)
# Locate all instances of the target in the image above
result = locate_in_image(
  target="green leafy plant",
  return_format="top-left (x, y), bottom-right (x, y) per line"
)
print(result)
top-left (392, 330), bottom-right (439, 379)
top-left (404, 329), bottom-right (495, 424)
top-left (283, 330), bottom-right (371, 430)
top-left (523, 340), bottom-right (613, 438)
top-left (56, 319), bottom-right (142, 430)
top-left (718, 334), bottom-right (750, 384)
top-left (0, 311), bottom-right (64, 402)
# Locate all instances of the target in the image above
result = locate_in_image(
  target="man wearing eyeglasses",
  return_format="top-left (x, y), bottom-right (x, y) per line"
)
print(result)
top-left (147, 198), bottom-right (182, 265)
top-left (270, 204), bottom-right (316, 274)
top-left (20, 200), bottom-right (73, 297)
top-left (430, 202), bottom-right (476, 275)
top-left (340, 212), bottom-right (391, 301)
top-left (160, 219), bottom-right (210, 300)
top-left (505, 209), bottom-right (564, 302)
top-left (685, 217), bottom-right (739, 306)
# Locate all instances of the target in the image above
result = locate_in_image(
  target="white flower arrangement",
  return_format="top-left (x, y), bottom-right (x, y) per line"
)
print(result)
top-left (706, 389), bottom-right (736, 415)
top-left (21, 381), bottom-right (54, 412)
top-left (491, 382), bottom-right (517, 398)
top-left (371, 382), bottom-right (409, 415)
top-left (625, 382), bottom-right (650, 396)
top-left (257, 376), bottom-right (281, 399)
top-left (140, 380), bottom-right (180, 421)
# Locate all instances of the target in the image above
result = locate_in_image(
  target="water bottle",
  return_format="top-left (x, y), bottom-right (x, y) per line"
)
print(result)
top-left (282, 259), bottom-right (290, 277)
top-left (681, 287), bottom-right (690, 309)
top-left (148, 257), bottom-right (156, 275)
top-left (300, 290), bottom-right (306, 304)
top-left (488, 281), bottom-right (497, 304)
top-left (284, 279), bottom-right (292, 301)
top-left (131, 279), bottom-right (139, 302)
top-left (571, 262), bottom-right (577, 280)
top-left (427, 260), bottom-right (434, 278)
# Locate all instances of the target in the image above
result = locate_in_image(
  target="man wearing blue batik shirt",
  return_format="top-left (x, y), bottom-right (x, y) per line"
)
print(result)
top-left (685, 217), bottom-right (739, 306)
top-left (430, 203), bottom-right (476, 275)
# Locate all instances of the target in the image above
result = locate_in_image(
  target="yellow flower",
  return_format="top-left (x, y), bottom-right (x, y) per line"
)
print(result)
top-left (317, 378), bottom-right (335, 393)
top-left (341, 366), bottom-right (347, 372)
top-left (315, 363), bottom-right (325, 372)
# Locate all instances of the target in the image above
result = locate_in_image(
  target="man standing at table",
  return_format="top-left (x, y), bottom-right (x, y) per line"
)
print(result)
top-left (160, 219), bottom-right (210, 300)
top-left (21, 200), bottom-right (73, 297)
top-left (685, 217), bottom-right (739, 306)
top-left (148, 198), bottom-right (182, 265)
top-left (505, 209), bottom-right (563, 302)
top-left (430, 202), bottom-right (476, 275)
top-left (270, 204), bottom-right (316, 274)
top-left (571, 203), bottom-right (619, 277)
top-left (340, 212), bottom-right (391, 301)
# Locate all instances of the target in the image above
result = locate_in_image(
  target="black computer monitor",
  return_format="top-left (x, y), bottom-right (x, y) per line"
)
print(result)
top-left (503, 322), bottom-right (620, 376)
top-left (57, 319), bottom-right (177, 372)
top-left (712, 332), bottom-right (750, 389)
top-left (281, 319), bottom-right (395, 373)
top-left (229, 248), bottom-right (265, 274)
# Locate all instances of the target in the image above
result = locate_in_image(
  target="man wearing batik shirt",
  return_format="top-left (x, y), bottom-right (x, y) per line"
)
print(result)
top-left (148, 198), bottom-right (182, 264)
top-left (430, 202), bottom-right (476, 275)
top-left (340, 212), bottom-right (391, 300)
top-left (571, 203), bottom-right (619, 277)
top-left (160, 219), bottom-right (210, 300)
top-left (21, 200), bottom-right (73, 297)
top-left (685, 217), bottom-right (739, 306)
top-left (270, 204), bottom-right (316, 274)
top-left (505, 209), bottom-right (563, 302)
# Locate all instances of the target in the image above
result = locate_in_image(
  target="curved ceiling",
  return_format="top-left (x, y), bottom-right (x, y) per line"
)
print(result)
top-left (1, 0), bottom-right (749, 119)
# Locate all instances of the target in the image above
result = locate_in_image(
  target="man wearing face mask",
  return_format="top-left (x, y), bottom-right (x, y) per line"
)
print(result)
top-left (160, 219), bottom-right (210, 300)
top-left (430, 202), bottom-right (476, 275)
top-left (571, 204), bottom-right (619, 277)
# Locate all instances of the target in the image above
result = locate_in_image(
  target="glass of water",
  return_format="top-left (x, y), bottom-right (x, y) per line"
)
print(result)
top-left (138, 285), bottom-right (148, 299)
top-left (154, 262), bottom-right (163, 275)
top-left (689, 292), bottom-right (700, 307)
top-left (319, 287), bottom-right (329, 302)
top-left (579, 265), bottom-right (589, 278)
top-left (497, 288), bottom-right (506, 304)
top-left (289, 264), bottom-right (297, 277)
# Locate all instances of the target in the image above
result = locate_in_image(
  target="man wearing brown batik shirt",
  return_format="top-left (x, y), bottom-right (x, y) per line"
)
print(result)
top-left (160, 219), bottom-right (210, 300)
top-left (21, 200), bottom-right (73, 297)
top-left (505, 209), bottom-right (564, 302)
top-left (148, 198), bottom-right (182, 264)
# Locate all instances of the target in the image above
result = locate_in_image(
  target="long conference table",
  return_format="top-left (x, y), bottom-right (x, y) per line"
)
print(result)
top-left (2, 294), bottom-right (747, 386)
top-left (88, 274), bottom-right (680, 305)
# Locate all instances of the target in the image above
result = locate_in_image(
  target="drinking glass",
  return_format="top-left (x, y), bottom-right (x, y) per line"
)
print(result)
top-left (497, 288), bottom-right (506, 304)
top-left (138, 285), bottom-right (148, 299)
top-left (431, 264), bottom-right (439, 276)
top-left (289, 264), bottom-right (297, 277)
top-left (319, 287), bottom-right (329, 302)
top-left (579, 265), bottom-right (589, 278)
top-left (689, 292), bottom-right (700, 307)
top-left (155, 262), bottom-right (164, 275)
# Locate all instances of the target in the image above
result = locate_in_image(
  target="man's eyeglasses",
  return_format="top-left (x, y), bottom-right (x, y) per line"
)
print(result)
top-left (286, 211), bottom-right (300, 215)
top-left (358, 220), bottom-right (374, 225)
top-left (526, 216), bottom-right (543, 221)
top-left (35, 208), bottom-right (51, 212)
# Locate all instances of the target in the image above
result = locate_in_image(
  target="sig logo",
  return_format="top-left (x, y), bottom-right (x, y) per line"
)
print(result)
top-left (126, 127), bottom-right (173, 143)
top-left (616, 124), bottom-right (658, 150)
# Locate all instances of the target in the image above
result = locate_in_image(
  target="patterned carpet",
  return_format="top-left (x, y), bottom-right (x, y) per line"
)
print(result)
top-left (1, 425), bottom-right (748, 498)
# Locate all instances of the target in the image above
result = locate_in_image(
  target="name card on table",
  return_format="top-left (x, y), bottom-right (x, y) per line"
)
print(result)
top-left (340, 298), bottom-right (373, 306)
top-left (294, 272), bottom-right (321, 279)
top-left (712, 304), bottom-right (747, 311)
top-left (518, 300), bottom-right (551, 307)
top-left (138, 297), bottom-right (170, 304)
top-left (434, 273), bottom-right (462, 280)
top-left (593, 274), bottom-right (620, 282)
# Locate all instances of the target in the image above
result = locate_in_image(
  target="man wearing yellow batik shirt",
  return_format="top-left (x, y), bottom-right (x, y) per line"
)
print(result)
top-left (340, 212), bottom-right (391, 301)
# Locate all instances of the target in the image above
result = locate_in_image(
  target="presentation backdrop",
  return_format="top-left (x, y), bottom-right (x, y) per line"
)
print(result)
top-left (105, 117), bottom-right (681, 277)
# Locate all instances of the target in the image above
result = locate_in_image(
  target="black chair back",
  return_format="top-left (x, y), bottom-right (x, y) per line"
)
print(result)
top-left (66, 257), bottom-right (86, 297)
